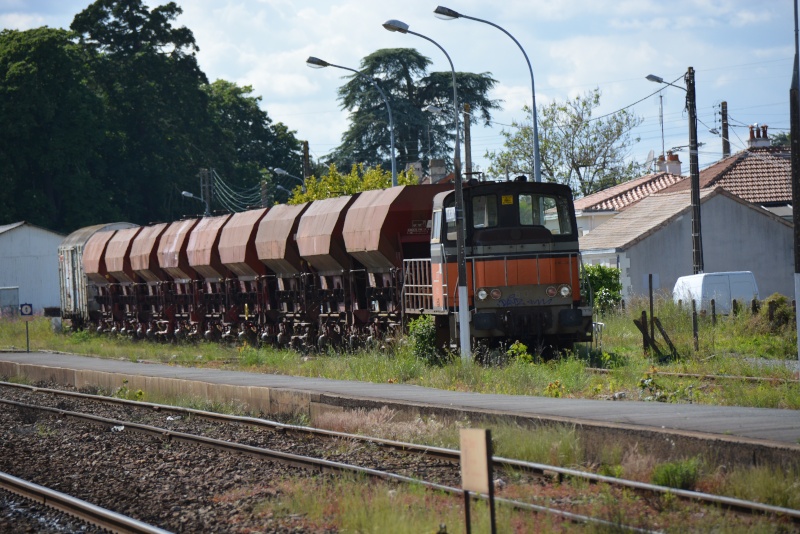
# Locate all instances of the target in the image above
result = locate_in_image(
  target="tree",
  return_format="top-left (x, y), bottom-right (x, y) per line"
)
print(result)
top-left (287, 164), bottom-right (418, 204)
top-left (0, 28), bottom-right (113, 231)
top-left (331, 48), bottom-right (500, 174)
top-left (770, 131), bottom-right (790, 146)
top-left (203, 79), bottom-right (302, 190)
top-left (71, 0), bottom-right (215, 225)
top-left (486, 89), bottom-right (643, 197)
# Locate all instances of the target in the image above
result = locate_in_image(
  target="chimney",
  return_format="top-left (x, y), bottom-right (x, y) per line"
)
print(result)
top-left (747, 124), bottom-right (770, 148)
top-left (664, 151), bottom-right (681, 175)
top-left (656, 154), bottom-right (667, 172)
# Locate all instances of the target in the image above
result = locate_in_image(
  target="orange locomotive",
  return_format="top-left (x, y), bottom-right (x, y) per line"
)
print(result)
top-left (403, 178), bottom-right (592, 351)
top-left (59, 178), bottom-right (592, 353)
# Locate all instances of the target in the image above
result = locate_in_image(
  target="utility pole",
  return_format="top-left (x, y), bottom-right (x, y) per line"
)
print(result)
top-left (686, 67), bottom-right (704, 274)
top-left (200, 168), bottom-right (212, 217)
top-left (721, 101), bottom-right (731, 158)
top-left (463, 103), bottom-right (472, 178)
top-left (302, 141), bottom-right (311, 180)
top-left (791, 0), bottom-right (800, 361)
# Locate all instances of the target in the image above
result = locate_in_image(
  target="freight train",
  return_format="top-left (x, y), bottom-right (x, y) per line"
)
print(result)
top-left (58, 179), bottom-right (593, 352)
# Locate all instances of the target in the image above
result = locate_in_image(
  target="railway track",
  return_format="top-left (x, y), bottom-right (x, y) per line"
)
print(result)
top-left (1, 380), bottom-right (798, 532)
top-left (0, 471), bottom-right (169, 534)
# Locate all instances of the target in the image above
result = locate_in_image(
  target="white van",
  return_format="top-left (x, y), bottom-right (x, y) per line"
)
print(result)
top-left (672, 271), bottom-right (759, 314)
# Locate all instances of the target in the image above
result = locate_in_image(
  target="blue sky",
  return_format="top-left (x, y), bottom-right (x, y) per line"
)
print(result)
top-left (1, 0), bottom-right (793, 179)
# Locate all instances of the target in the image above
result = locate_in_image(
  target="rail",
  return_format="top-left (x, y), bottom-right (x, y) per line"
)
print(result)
top-left (0, 470), bottom-right (170, 534)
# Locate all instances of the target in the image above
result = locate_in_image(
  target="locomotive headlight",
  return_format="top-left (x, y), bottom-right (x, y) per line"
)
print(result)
top-left (477, 289), bottom-right (488, 300)
top-left (490, 288), bottom-right (502, 300)
top-left (558, 284), bottom-right (572, 297)
top-left (546, 286), bottom-right (557, 298)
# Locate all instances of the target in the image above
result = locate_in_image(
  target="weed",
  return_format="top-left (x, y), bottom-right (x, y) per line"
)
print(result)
top-left (651, 457), bottom-right (701, 490)
top-left (408, 315), bottom-right (446, 366)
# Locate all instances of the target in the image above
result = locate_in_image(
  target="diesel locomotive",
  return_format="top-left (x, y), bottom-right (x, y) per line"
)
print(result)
top-left (58, 178), bottom-right (593, 352)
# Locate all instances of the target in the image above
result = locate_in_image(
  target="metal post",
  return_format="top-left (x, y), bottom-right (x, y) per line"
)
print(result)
top-left (686, 67), bottom-right (704, 274)
top-left (382, 20), bottom-right (470, 360)
top-left (463, 103), bottom-right (472, 178)
top-left (791, 0), bottom-right (800, 362)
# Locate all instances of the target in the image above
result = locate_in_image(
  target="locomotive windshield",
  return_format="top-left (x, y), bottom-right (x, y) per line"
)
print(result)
top-left (445, 191), bottom-right (574, 242)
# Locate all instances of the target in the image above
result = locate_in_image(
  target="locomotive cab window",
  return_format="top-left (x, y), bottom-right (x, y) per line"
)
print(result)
top-left (472, 195), bottom-right (498, 228)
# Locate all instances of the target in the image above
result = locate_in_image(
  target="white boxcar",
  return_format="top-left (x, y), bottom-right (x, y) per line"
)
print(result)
top-left (58, 223), bottom-right (138, 327)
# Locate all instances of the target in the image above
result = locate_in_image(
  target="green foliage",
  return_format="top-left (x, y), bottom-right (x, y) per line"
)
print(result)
top-left (288, 163), bottom-right (419, 203)
top-left (486, 88), bottom-right (644, 196)
top-left (757, 293), bottom-right (794, 332)
top-left (583, 264), bottom-right (622, 314)
top-left (651, 458), bottom-right (701, 490)
top-left (330, 48), bottom-right (500, 173)
top-left (407, 315), bottom-right (445, 365)
top-left (0, 2), bottom-right (303, 232)
top-left (506, 340), bottom-right (533, 363)
top-left (111, 379), bottom-right (144, 401)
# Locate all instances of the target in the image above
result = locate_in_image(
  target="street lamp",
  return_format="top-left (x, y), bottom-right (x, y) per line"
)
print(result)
top-left (647, 68), bottom-right (704, 274)
top-left (434, 5), bottom-right (542, 183)
top-left (272, 168), bottom-right (306, 192)
top-left (383, 18), bottom-right (471, 362)
top-left (306, 56), bottom-right (398, 187)
top-left (181, 190), bottom-right (210, 216)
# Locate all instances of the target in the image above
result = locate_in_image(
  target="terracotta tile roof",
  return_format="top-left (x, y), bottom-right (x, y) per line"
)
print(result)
top-left (660, 146), bottom-right (790, 205)
top-left (573, 172), bottom-right (686, 212)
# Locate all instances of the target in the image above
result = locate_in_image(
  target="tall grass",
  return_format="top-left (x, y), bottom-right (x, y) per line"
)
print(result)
top-left (1, 308), bottom-right (797, 410)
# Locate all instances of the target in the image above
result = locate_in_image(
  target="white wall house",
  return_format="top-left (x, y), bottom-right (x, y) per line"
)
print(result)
top-left (0, 222), bottom-right (65, 312)
top-left (579, 188), bottom-right (793, 300)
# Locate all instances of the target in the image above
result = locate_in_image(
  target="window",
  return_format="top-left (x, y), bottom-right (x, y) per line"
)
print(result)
top-left (472, 195), bottom-right (498, 229)
top-left (431, 210), bottom-right (442, 243)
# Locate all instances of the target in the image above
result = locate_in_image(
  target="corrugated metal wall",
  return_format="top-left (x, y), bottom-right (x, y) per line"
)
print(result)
top-left (0, 224), bottom-right (64, 311)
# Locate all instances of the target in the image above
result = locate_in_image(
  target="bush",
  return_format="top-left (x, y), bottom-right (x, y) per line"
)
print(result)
top-left (583, 264), bottom-right (622, 314)
top-left (759, 293), bottom-right (794, 331)
top-left (408, 315), bottom-right (445, 365)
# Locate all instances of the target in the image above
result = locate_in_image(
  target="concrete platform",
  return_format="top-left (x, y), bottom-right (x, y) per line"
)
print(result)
top-left (2, 351), bottom-right (799, 468)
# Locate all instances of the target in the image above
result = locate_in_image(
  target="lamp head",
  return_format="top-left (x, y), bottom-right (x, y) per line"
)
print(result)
top-left (181, 191), bottom-right (192, 198)
top-left (646, 74), bottom-right (664, 84)
top-left (383, 19), bottom-right (409, 33)
top-left (273, 168), bottom-right (288, 176)
top-left (422, 104), bottom-right (442, 114)
top-left (434, 6), bottom-right (460, 20)
top-left (306, 56), bottom-right (329, 69)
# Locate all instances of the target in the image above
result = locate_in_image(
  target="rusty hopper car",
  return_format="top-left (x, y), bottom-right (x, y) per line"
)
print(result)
top-left (60, 179), bottom-right (592, 352)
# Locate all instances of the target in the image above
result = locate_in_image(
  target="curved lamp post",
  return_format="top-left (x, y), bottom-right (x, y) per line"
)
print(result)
top-left (647, 69), bottom-right (703, 274)
top-left (434, 5), bottom-right (542, 183)
top-left (307, 56), bottom-right (398, 187)
top-left (273, 167), bottom-right (306, 193)
top-left (383, 18), bottom-right (471, 362)
top-left (181, 190), bottom-right (210, 216)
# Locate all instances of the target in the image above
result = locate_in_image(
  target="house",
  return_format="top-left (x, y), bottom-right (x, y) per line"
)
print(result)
top-left (660, 126), bottom-right (791, 220)
top-left (579, 188), bottom-right (793, 300)
top-left (574, 160), bottom-right (685, 236)
top-left (0, 222), bottom-right (65, 313)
